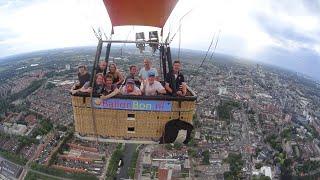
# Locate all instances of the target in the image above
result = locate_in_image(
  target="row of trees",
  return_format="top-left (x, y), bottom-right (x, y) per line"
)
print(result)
top-left (264, 134), bottom-right (283, 152)
top-left (32, 119), bottom-right (53, 138)
top-left (0, 133), bottom-right (30, 165)
top-left (128, 145), bottom-right (139, 179)
top-left (217, 100), bottom-right (241, 124)
top-left (25, 171), bottom-right (59, 180)
top-left (31, 162), bottom-right (98, 180)
top-left (106, 144), bottom-right (124, 179)
top-left (223, 153), bottom-right (244, 180)
top-left (295, 160), bottom-right (320, 174)
top-left (9, 79), bottom-right (45, 102)
top-left (0, 79), bottom-right (45, 114)
top-left (0, 149), bottom-right (27, 166)
top-left (48, 130), bottom-right (74, 166)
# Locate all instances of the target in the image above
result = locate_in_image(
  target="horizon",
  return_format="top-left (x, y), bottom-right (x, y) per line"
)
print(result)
top-left (1, 45), bottom-right (319, 82)
top-left (0, 0), bottom-right (319, 80)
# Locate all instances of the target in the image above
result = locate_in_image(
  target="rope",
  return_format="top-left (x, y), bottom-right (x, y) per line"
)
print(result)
top-left (120, 26), bottom-right (134, 56)
top-left (92, 27), bottom-right (101, 40)
top-left (178, 25), bottom-right (182, 60)
top-left (188, 30), bottom-right (221, 84)
top-left (208, 30), bottom-right (221, 62)
top-left (168, 8), bottom-right (193, 44)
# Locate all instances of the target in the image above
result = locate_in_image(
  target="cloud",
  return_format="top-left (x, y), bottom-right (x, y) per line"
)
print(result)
top-left (0, 28), bottom-right (18, 42)
top-left (0, 0), bottom-right (111, 57)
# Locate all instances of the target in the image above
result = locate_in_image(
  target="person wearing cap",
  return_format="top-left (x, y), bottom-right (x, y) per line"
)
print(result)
top-left (70, 65), bottom-right (91, 94)
top-left (138, 58), bottom-right (159, 81)
top-left (120, 79), bottom-right (141, 96)
top-left (141, 71), bottom-right (166, 96)
top-left (165, 60), bottom-right (187, 96)
top-left (125, 65), bottom-right (141, 86)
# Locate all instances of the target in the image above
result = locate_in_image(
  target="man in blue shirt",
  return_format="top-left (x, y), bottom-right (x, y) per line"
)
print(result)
top-left (138, 58), bottom-right (159, 81)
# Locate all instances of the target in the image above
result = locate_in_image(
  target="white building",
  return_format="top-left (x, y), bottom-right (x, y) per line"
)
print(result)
top-left (65, 64), bottom-right (71, 70)
top-left (218, 87), bottom-right (227, 95)
top-left (2, 123), bottom-right (27, 136)
top-left (260, 166), bottom-right (272, 179)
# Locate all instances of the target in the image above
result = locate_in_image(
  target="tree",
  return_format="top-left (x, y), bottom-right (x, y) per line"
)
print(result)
top-left (45, 82), bottom-right (56, 89)
top-left (223, 153), bottom-right (244, 179)
top-left (265, 134), bottom-right (283, 152)
top-left (193, 114), bottom-right (200, 128)
top-left (187, 138), bottom-right (197, 147)
top-left (255, 163), bottom-right (263, 169)
top-left (188, 148), bottom-right (197, 157)
top-left (281, 127), bottom-right (293, 140)
top-left (202, 150), bottom-right (210, 165)
top-left (165, 144), bottom-right (173, 150)
top-left (173, 142), bottom-right (182, 150)
top-left (252, 175), bottom-right (271, 180)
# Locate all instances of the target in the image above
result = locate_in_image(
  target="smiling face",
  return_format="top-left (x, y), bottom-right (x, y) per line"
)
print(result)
top-left (96, 74), bottom-right (105, 85)
top-left (173, 62), bottom-right (181, 73)
top-left (130, 66), bottom-right (137, 75)
top-left (148, 75), bottom-right (155, 84)
top-left (105, 76), bottom-right (113, 86)
top-left (109, 64), bottom-right (116, 73)
top-left (126, 83), bottom-right (134, 92)
top-left (143, 59), bottom-right (151, 69)
top-left (99, 61), bottom-right (107, 71)
top-left (78, 66), bottom-right (86, 74)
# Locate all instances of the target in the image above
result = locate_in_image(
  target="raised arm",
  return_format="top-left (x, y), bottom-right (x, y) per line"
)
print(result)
top-left (100, 88), bottom-right (120, 100)
top-left (165, 82), bottom-right (173, 94)
top-left (116, 71), bottom-right (124, 85)
top-left (156, 82), bottom-right (166, 94)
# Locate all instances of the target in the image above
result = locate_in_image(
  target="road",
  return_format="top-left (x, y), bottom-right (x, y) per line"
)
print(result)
top-left (19, 132), bottom-right (54, 180)
top-left (0, 131), bottom-right (71, 180)
top-left (0, 156), bottom-right (71, 180)
top-left (75, 133), bottom-right (158, 144)
top-left (240, 111), bottom-right (253, 178)
top-left (117, 144), bottom-right (137, 180)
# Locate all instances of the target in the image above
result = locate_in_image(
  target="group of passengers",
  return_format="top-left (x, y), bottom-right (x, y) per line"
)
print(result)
top-left (70, 58), bottom-right (187, 98)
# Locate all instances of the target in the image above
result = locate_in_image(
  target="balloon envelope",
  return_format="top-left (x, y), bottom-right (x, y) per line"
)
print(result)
top-left (103, 0), bottom-right (178, 28)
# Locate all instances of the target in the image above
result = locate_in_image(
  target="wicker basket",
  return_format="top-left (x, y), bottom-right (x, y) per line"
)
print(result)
top-left (72, 95), bottom-right (195, 140)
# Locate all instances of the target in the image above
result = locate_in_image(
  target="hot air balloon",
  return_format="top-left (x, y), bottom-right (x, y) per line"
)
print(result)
top-left (71, 0), bottom-right (196, 144)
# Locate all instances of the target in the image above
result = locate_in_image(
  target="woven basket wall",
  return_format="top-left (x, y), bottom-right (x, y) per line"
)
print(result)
top-left (72, 96), bottom-right (195, 139)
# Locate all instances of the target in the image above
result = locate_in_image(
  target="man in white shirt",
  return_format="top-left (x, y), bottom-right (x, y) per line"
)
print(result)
top-left (120, 79), bottom-right (141, 96)
top-left (141, 71), bottom-right (166, 96)
top-left (138, 58), bottom-right (159, 80)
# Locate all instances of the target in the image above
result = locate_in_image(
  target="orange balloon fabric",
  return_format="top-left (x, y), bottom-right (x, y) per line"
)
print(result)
top-left (103, 0), bottom-right (178, 28)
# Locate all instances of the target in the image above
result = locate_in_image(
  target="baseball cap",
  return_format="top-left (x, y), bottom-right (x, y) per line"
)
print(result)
top-left (148, 71), bottom-right (156, 77)
top-left (126, 78), bottom-right (135, 84)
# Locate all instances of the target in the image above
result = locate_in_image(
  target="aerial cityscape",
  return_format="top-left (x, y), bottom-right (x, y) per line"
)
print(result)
top-left (1, 0), bottom-right (320, 179)
top-left (0, 46), bottom-right (319, 180)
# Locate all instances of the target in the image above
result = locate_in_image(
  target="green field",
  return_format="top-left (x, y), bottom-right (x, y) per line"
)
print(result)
top-left (25, 171), bottom-right (60, 180)
top-left (0, 67), bottom-right (6, 72)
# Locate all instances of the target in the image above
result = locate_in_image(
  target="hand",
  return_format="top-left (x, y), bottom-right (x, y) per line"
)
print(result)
top-left (70, 89), bottom-right (77, 95)
top-left (100, 95), bottom-right (108, 99)
top-left (94, 98), bottom-right (102, 105)
top-left (177, 91), bottom-right (183, 96)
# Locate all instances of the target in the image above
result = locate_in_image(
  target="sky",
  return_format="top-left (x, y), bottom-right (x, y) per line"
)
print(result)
top-left (0, 0), bottom-right (319, 80)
